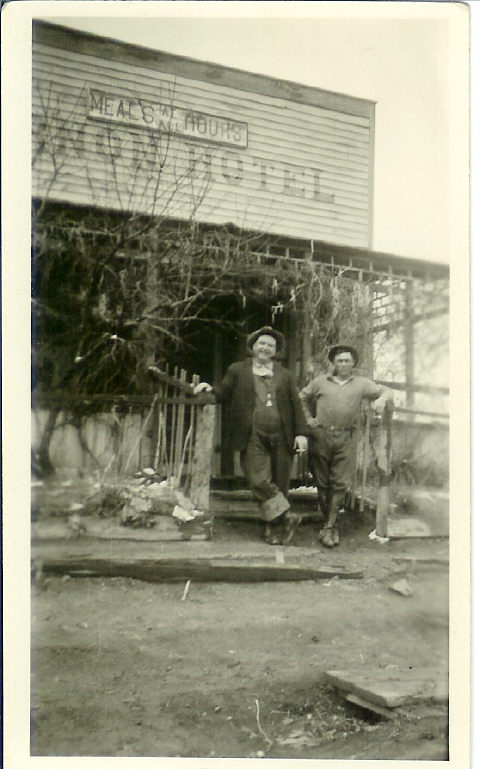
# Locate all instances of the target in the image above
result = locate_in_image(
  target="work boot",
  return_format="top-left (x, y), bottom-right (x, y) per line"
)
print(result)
top-left (264, 521), bottom-right (282, 545)
top-left (261, 491), bottom-right (290, 544)
top-left (316, 489), bottom-right (328, 523)
top-left (281, 511), bottom-right (301, 545)
top-left (332, 526), bottom-right (340, 546)
top-left (319, 525), bottom-right (336, 548)
top-left (319, 491), bottom-right (344, 548)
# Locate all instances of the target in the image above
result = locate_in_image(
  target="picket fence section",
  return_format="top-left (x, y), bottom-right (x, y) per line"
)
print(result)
top-left (32, 367), bottom-right (215, 501)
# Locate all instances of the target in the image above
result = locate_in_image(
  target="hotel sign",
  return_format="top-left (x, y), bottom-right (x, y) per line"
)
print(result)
top-left (88, 88), bottom-right (248, 149)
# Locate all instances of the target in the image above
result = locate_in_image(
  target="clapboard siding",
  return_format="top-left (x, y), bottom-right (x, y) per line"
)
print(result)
top-left (32, 134), bottom-right (371, 212)
top-left (32, 25), bottom-right (374, 247)
top-left (36, 189), bottom-right (369, 246)
top-left (33, 50), bottom-right (372, 131)
top-left (31, 117), bottom-right (371, 194)
top-left (32, 133), bottom-right (370, 242)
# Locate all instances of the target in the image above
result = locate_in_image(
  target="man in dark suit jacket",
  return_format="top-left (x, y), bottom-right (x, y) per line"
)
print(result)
top-left (195, 326), bottom-right (308, 545)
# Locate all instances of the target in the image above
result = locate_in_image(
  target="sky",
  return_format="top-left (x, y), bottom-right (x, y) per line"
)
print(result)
top-left (34, 1), bottom-right (470, 266)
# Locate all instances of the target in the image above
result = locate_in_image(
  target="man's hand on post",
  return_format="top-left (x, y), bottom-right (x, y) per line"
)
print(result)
top-left (371, 400), bottom-right (386, 426)
top-left (193, 382), bottom-right (213, 395)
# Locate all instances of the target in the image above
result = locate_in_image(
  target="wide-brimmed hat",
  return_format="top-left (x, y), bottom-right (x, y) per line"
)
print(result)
top-left (247, 326), bottom-right (285, 352)
top-left (328, 344), bottom-right (359, 366)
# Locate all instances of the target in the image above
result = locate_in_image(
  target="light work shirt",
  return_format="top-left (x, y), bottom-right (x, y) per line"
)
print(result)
top-left (299, 374), bottom-right (389, 429)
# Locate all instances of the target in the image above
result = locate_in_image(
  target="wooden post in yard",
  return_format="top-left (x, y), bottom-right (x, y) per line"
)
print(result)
top-left (404, 281), bottom-right (415, 418)
top-left (359, 409), bottom-right (371, 513)
top-left (190, 404), bottom-right (216, 512)
top-left (350, 415), bottom-right (360, 512)
top-left (372, 406), bottom-right (393, 538)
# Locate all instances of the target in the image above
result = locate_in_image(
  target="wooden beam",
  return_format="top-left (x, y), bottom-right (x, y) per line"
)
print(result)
top-left (36, 554), bottom-right (364, 583)
top-left (376, 381), bottom-right (449, 395)
top-left (35, 393), bottom-right (197, 409)
top-left (394, 407), bottom-right (449, 419)
top-left (147, 366), bottom-right (195, 392)
top-left (373, 307), bottom-right (449, 333)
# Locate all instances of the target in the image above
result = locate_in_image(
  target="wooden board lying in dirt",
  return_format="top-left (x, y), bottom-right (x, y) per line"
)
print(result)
top-left (34, 553), bottom-right (363, 583)
top-left (345, 693), bottom-right (395, 719)
top-left (325, 668), bottom-right (448, 709)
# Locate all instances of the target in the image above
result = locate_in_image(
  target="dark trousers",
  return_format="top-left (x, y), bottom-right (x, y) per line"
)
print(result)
top-left (241, 426), bottom-right (292, 503)
top-left (308, 427), bottom-right (355, 496)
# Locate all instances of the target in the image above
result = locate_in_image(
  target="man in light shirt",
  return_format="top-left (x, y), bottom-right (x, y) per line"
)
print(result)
top-left (299, 344), bottom-right (393, 548)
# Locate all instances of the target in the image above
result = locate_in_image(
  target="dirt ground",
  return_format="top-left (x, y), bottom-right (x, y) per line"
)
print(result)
top-left (31, 486), bottom-right (449, 760)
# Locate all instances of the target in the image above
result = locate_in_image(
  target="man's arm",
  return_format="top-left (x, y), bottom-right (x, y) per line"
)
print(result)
top-left (363, 379), bottom-right (394, 413)
top-left (193, 363), bottom-right (238, 403)
top-left (213, 362), bottom-right (245, 403)
top-left (298, 378), bottom-right (320, 428)
top-left (286, 373), bottom-right (309, 435)
top-left (283, 371), bottom-right (309, 452)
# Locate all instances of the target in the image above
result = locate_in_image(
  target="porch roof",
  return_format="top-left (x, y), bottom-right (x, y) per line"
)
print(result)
top-left (34, 198), bottom-right (449, 283)
top-left (212, 221), bottom-right (449, 282)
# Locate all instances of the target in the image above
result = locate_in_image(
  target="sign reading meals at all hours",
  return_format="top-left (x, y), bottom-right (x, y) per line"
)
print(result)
top-left (88, 89), bottom-right (248, 149)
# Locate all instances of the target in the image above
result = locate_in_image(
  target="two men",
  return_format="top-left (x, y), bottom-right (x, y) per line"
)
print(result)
top-left (196, 332), bottom-right (392, 549)
top-left (194, 326), bottom-right (308, 545)
top-left (299, 344), bottom-right (394, 548)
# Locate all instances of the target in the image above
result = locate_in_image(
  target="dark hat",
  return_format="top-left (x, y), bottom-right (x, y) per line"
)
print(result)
top-left (247, 326), bottom-right (285, 352)
top-left (328, 344), bottom-right (359, 365)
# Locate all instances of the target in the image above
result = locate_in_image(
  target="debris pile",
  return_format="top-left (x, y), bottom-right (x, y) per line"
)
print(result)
top-left (115, 469), bottom-right (212, 538)
top-left (35, 469), bottom-right (213, 540)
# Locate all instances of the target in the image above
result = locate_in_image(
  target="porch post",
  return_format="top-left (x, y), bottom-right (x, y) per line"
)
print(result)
top-left (301, 242), bottom-right (314, 383)
top-left (405, 281), bottom-right (415, 414)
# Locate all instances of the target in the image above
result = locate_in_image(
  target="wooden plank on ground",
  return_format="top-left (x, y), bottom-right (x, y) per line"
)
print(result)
top-left (345, 693), bottom-right (394, 719)
top-left (35, 554), bottom-right (364, 583)
top-left (325, 668), bottom-right (448, 709)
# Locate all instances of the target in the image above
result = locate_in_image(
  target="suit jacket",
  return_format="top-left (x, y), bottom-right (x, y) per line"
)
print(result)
top-left (213, 359), bottom-right (309, 452)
